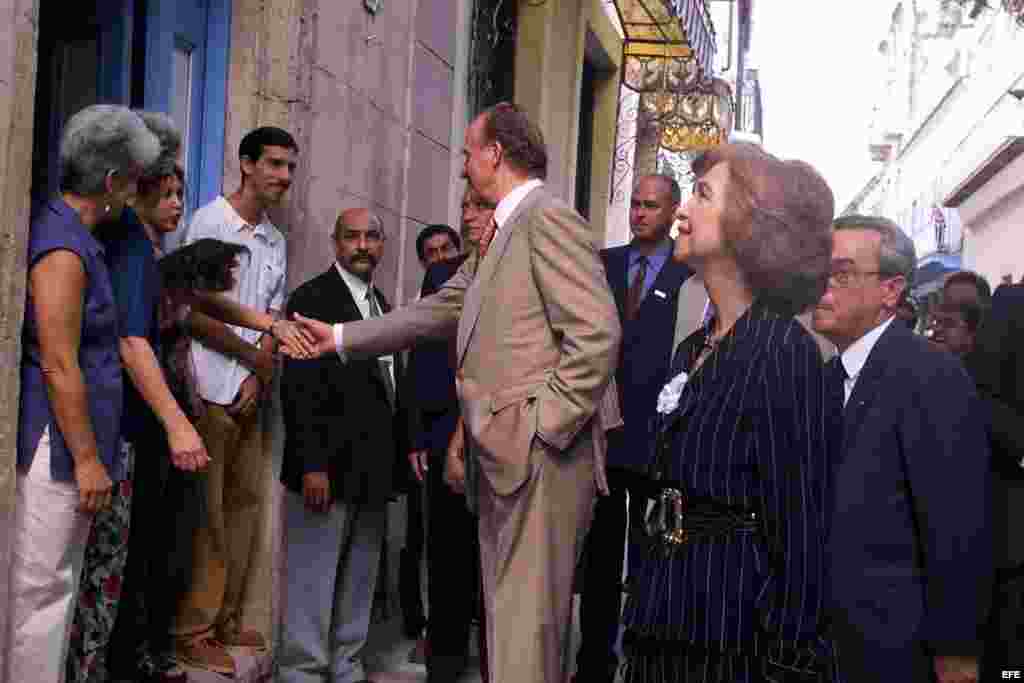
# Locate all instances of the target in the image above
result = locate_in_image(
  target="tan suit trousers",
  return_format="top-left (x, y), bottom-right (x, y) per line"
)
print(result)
top-left (173, 403), bottom-right (265, 640)
top-left (477, 437), bottom-right (597, 683)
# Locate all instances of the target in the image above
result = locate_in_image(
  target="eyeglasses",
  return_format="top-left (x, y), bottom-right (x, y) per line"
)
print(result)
top-left (827, 269), bottom-right (888, 289)
top-left (928, 315), bottom-right (966, 331)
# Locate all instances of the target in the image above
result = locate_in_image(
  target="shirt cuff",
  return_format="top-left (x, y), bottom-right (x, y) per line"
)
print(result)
top-left (332, 323), bottom-right (348, 363)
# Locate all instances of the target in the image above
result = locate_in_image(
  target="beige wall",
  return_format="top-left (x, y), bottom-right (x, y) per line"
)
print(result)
top-left (222, 0), bottom-right (467, 642)
top-left (960, 151), bottom-right (1024, 285)
top-left (250, 0), bottom-right (465, 307)
top-left (514, 0), bottom-right (622, 241)
top-left (0, 0), bottom-right (39, 670)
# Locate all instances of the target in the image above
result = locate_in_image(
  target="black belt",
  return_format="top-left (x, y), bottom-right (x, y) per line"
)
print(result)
top-left (641, 489), bottom-right (761, 548)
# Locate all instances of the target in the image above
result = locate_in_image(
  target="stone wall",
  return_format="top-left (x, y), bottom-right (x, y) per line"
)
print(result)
top-left (224, 0), bottom-right (464, 648)
top-left (0, 0), bottom-right (39, 674)
top-left (281, 0), bottom-right (461, 306)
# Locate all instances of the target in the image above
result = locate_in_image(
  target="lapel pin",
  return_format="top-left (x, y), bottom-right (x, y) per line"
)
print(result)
top-left (654, 289), bottom-right (667, 299)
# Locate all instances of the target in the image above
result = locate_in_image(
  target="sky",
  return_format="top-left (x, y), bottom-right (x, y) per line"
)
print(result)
top-left (753, 0), bottom-right (897, 212)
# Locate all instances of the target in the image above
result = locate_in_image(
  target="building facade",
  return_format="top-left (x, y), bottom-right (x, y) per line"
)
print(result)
top-left (844, 0), bottom-right (1023, 293)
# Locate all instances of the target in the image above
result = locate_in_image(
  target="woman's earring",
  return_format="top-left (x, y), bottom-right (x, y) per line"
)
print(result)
top-left (104, 204), bottom-right (111, 213)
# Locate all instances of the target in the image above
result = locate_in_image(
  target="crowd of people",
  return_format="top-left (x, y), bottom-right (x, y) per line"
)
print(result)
top-left (3, 99), bottom-right (1020, 683)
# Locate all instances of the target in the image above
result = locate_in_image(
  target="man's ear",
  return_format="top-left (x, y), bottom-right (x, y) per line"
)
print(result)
top-left (239, 155), bottom-right (256, 182)
top-left (104, 169), bottom-right (117, 196)
top-left (490, 141), bottom-right (503, 170)
top-left (883, 276), bottom-right (908, 309)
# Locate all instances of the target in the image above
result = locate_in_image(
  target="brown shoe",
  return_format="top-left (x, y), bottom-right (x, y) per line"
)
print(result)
top-left (173, 636), bottom-right (236, 676)
top-left (218, 627), bottom-right (266, 651)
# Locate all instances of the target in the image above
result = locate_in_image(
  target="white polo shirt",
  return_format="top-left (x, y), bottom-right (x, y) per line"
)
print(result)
top-left (184, 195), bottom-right (287, 405)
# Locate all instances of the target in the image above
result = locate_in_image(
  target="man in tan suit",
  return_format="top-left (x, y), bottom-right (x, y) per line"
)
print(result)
top-left (296, 102), bottom-right (621, 683)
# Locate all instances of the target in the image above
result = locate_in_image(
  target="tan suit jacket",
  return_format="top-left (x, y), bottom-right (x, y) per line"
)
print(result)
top-left (342, 186), bottom-right (622, 495)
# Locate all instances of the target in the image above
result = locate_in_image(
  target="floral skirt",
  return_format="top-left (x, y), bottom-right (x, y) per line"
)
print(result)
top-left (65, 441), bottom-right (135, 683)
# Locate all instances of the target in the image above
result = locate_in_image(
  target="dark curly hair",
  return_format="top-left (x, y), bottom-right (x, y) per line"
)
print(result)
top-left (692, 143), bottom-right (835, 316)
top-left (480, 102), bottom-right (547, 180)
top-left (159, 238), bottom-right (250, 293)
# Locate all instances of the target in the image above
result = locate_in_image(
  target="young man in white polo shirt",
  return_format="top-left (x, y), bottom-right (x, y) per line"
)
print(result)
top-left (172, 126), bottom-right (297, 675)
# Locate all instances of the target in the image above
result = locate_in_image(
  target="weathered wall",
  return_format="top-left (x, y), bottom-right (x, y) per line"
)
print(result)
top-left (224, 0), bottom-right (464, 645)
top-left (0, 0), bottom-right (39, 675)
top-left (283, 0), bottom-right (460, 306)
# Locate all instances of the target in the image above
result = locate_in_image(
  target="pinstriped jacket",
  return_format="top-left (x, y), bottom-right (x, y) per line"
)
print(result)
top-left (623, 303), bottom-right (838, 662)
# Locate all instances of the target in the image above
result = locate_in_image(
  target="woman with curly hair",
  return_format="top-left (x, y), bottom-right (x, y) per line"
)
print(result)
top-left (622, 143), bottom-right (840, 683)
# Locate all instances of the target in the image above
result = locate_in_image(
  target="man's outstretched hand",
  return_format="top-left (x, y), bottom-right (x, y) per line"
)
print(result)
top-left (292, 313), bottom-right (335, 358)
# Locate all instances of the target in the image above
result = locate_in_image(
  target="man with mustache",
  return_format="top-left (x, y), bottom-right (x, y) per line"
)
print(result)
top-left (171, 126), bottom-right (297, 674)
top-left (279, 208), bottom-right (404, 683)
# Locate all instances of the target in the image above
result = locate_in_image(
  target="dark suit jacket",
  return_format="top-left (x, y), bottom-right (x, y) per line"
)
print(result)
top-left (404, 255), bottom-right (467, 459)
top-left (623, 305), bottom-right (832, 665)
top-left (281, 266), bottom-right (405, 504)
top-left (965, 283), bottom-right (1024, 570)
top-left (600, 243), bottom-right (691, 471)
top-left (829, 321), bottom-right (992, 671)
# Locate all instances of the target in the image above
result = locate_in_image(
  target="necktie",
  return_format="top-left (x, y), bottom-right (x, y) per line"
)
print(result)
top-left (826, 356), bottom-right (848, 410)
top-left (479, 219), bottom-right (497, 259)
top-left (366, 289), bottom-right (396, 410)
top-left (625, 256), bottom-right (648, 321)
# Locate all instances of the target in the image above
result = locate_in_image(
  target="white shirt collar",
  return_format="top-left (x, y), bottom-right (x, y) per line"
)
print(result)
top-left (217, 196), bottom-right (276, 244)
top-left (840, 316), bottom-right (895, 382)
top-left (493, 179), bottom-right (544, 229)
top-left (335, 261), bottom-right (372, 302)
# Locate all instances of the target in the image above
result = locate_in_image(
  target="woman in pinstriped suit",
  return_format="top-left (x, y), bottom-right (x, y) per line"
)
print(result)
top-left (621, 143), bottom-right (840, 683)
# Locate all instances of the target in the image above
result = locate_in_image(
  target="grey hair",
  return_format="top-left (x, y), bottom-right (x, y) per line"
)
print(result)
top-left (833, 214), bottom-right (917, 282)
top-left (333, 211), bottom-right (385, 238)
top-left (134, 110), bottom-right (181, 180)
top-left (59, 105), bottom-right (161, 195)
top-left (636, 173), bottom-right (682, 205)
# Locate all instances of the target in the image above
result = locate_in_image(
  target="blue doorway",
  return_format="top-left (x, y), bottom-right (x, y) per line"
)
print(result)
top-left (30, 0), bottom-right (231, 225)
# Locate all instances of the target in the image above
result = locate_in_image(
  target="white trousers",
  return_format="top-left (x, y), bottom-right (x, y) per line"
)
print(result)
top-left (5, 427), bottom-right (94, 683)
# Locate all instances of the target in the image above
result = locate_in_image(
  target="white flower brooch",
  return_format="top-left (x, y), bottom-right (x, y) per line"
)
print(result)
top-left (656, 370), bottom-right (689, 415)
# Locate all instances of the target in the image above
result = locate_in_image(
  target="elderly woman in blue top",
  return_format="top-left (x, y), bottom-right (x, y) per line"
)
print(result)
top-left (621, 143), bottom-right (839, 683)
top-left (9, 104), bottom-right (159, 683)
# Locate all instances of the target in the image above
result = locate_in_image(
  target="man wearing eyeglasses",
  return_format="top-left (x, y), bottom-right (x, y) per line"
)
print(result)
top-left (279, 208), bottom-right (405, 683)
top-left (812, 215), bottom-right (992, 683)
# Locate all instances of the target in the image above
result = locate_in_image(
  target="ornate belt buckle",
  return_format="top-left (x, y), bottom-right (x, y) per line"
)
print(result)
top-left (645, 487), bottom-right (688, 553)
top-left (662, 488), bottom-right (688, 546)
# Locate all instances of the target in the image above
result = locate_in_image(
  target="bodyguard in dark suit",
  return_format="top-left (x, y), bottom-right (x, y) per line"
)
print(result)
top-left (813, 215), bottom-right (992, 683)
top-left (404, 187), bottom-right (495, 683)
top-left (576, 174), bottom-right (691, 683)
top-left (279, 208), bottom-right (404, 683)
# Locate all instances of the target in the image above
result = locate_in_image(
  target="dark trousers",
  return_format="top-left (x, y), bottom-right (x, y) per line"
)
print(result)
top-left (982, 567), bottom-right (1024, 680)
top-left (426, 447), bottom-right (483, 683)
top-left (107, 427), bottom-right (206, 678)
top-left (401, 482), bottom-right (427, 637)
top-left (577, 467), bottom-right (648, 683)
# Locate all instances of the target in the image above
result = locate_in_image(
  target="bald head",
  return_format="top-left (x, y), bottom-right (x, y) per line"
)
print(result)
top-left (630, 174), bottom-right (680, 246)
top-left (333, 207), bottom-right (385, 281)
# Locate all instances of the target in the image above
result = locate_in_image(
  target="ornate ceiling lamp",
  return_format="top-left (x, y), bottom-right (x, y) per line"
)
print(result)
top-left (611, 0), bottom-right (723, 159)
